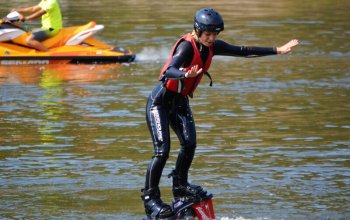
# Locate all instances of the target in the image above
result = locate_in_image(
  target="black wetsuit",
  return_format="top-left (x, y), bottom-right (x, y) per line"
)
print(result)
top-left (145, 39), bottom-right (277, 190)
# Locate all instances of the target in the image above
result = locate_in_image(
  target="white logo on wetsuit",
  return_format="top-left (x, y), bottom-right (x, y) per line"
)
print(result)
top-left (152, 109), bottom-right (163, 142)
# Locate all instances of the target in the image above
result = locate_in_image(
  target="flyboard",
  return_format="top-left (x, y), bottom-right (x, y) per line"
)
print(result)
top-left (144, 189), bottom-right (215, 220)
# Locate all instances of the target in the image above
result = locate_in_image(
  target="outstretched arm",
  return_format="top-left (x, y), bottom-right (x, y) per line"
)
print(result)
top-left (214, 39), bottom-right (299, 57)
top-left (20, 9), bottom-right (46, 22)
top-left (276, 39), bottom-right (299, 54)
top-left (214, 40), bottom-right (277, 57)
top-left (11, 5), bottom-right (44, 22)
top-left (11, 5), bottom-right (41, 14)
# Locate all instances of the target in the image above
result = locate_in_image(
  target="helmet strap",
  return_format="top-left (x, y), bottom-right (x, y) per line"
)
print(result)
top-left (194, 28), bottom-right (202, 38)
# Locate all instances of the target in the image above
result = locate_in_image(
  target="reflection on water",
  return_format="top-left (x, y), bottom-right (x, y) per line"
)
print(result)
top-left (1, 0), bottom-right (350, 219)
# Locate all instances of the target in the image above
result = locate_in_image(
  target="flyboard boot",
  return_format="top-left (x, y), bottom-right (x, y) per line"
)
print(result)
top-left (168, 169), bottom-right (206, 199)
top-left (168, 170), bottom-right (216, 220)
top-left (141, 187), bottom-right (175, 219)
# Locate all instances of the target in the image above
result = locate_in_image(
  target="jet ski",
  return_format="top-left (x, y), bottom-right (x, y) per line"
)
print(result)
top-left (0, 12), bottom-right (135, 65)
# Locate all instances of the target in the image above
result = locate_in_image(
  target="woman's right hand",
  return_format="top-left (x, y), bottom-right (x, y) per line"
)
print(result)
top-left (185, 65), bottom-right (203, 78)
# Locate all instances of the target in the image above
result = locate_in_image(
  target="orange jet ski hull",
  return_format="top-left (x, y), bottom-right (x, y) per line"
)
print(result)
top-left (0, 22), bottom-right (135, 65)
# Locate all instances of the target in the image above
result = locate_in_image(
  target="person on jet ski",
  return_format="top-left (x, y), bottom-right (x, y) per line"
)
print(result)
top-left (11, 0), bottom-right (62, 51)
top-left (141, 8), bottom-right (299, 219)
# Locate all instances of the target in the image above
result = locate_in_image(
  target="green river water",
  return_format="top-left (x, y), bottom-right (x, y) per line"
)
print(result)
top-left (0, 0), bottom-right (349, 219)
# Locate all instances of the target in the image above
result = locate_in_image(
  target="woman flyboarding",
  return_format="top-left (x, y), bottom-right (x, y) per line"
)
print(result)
top-left (141, 8), bottom-right (299, 219)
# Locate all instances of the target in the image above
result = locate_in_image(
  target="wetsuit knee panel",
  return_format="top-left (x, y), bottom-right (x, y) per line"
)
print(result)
top-left (153, 152), bottom-right (170, 160)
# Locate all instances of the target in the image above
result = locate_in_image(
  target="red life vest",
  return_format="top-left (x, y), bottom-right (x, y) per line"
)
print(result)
top-left (159, 33), bottom-right (213, 97)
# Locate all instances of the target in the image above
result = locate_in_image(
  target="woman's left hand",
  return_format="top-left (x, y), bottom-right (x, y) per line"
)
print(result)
top-left (277, 39), bottom-right (299, 54)
top-left (185, 65), bottom-right (203, 78)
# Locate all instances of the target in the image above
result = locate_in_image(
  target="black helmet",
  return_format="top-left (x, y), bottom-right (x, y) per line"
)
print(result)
top-left (194, 8), bottom-right (224, 36)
